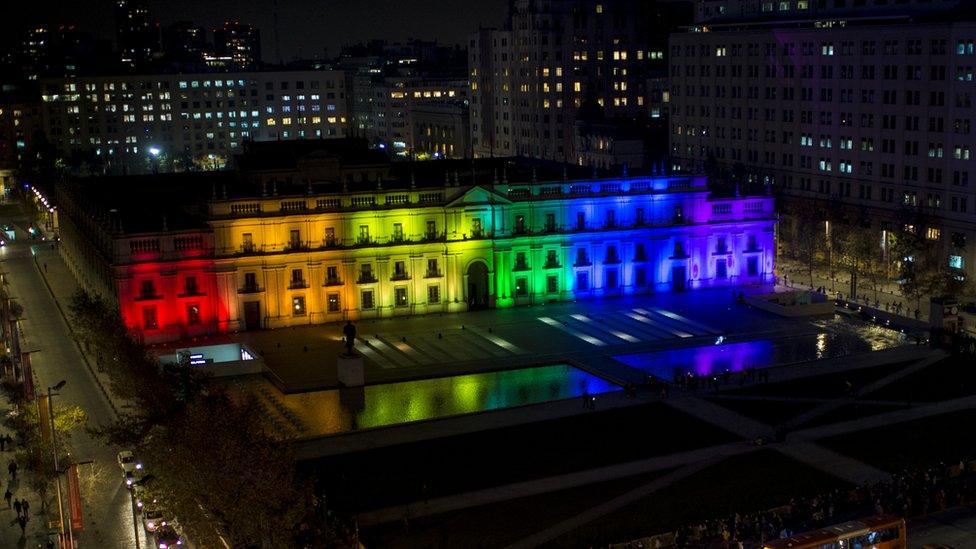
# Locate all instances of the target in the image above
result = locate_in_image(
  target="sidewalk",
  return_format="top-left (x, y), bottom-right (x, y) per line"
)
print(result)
top-left (779, 259), bottom-right (933, 322)
top-left (0, 389), bottom-right (60, 548)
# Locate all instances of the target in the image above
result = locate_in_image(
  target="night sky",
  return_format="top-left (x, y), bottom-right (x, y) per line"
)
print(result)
top-left (10, 0), bottom-right (509, 61)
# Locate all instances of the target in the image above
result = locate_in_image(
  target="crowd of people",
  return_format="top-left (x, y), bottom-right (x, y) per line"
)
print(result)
top-left (627, 457), bottom-right (976, 548)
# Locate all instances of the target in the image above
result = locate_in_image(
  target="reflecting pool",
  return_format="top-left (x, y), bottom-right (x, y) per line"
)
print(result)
top-left (615, 325), bottom-right (908, 381)
top-left (271, 363), bottom-right (618, 437)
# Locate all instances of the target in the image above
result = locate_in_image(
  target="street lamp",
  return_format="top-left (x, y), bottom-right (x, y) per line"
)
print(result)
top-left (48, 380), bottom-right (73, 549)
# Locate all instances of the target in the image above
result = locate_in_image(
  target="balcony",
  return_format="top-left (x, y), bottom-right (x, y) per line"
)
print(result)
top-left (424, 269), bottom-right (443, 278)
top-left (544, 260), bottom-right (561, 269)
top-left (604, 256), bottom-right (621, 265)
top-left (134, 293), bottom-right (163, 301)
top-left (240, 242), bottom-right (257, 254)
top-left (512, 226), bottom-right (530, 236)
top-left (288, 280), bottom-right (309, 290)
top-left (542, 224), bottom-right (558, 234)
top-left (322, 238), bottom-right (338, 249)
top-left (238, 285), bottom-right (263, 294)
top-left (355, 237), bottom-right (373, 247)
top-left (357, 274), bottom-right (378, 284)
top-left (324, 277), bottom-right (343, 286)
top-left (390, 272), bottom-right (411, 281)
top-left (285, 241), bottom-right (308, 252)
top-left (574, 259), bottom-right (592, 267)
top-left (512, 262), bottom-right (531, 272)
top-left (422, 232), bottom-right (444, 242)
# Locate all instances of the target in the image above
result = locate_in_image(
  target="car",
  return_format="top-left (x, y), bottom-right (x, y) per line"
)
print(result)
top-left (155, 525), bottom-right (182, 548)
top-left (117, 450), bottom-right (142, 474)
top-left (143, 506), bottom-right (168, 533)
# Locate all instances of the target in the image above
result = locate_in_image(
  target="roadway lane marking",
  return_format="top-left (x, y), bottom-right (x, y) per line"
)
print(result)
top-left (567, 314), bottom-right (640, 343)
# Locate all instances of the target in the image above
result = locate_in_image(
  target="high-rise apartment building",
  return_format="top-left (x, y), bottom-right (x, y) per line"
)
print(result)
top-left (40, 70), bottom-right (349, 174)
top-left (670, 0), bottom-right (976, 278)
top-left (469, 0), bottom-right (691, 164)
top-left (214, 22), bottom-right (261, 70)
top-left (115, 0), bottom-right (158, 68)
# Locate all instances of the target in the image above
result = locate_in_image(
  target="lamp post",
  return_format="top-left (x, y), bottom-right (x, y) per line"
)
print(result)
top-left (148, 147), bottom-right (161, 174)
top-left (48, 379), bottom-right (73, 549)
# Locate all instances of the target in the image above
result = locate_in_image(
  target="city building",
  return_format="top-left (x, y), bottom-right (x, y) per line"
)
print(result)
top-left (468, 0), bottom-right (691, 165)
top-left (55, 140), bottom-right (775, 343)
top-left (162, 21), bottom-right (208, 66)
top-left (39, 70), bottom-right (350, 174)
top-left (350, 72), bottom-right (468, 157)
top-left (213, 22), bottom-right (261, 70)
top-left (410, 101), bottom-right (470, 159)
top-left (115, 0), bottom-right (159, 68)
top-left (669, 0), bottom-right (976, 278)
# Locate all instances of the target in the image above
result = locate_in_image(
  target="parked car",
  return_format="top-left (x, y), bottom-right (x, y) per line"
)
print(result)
top-left (155, 525), bottom-right (183, 548)
top-left (143, 506), bottom-right (168, 533)
top-left (117, 450), bottom-right (142, 474)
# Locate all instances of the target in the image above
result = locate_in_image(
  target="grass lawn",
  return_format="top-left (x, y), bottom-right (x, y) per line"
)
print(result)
top-left (543, 450), bottom-right (849, 548)
top-left (721, 361), bottom-right (911, 399)
top-left (705, 397), bottom-right (818, 426)
top-left (359, 469), bottom-right (675, 549)
top-left (800, 401), bottom-right (911, 429)
top-left (869, 355), bottom-right (976, 403)
top-left (308, 402), bottom-right (737, 511)
top-left (819, 409), bottom-right (976, 473)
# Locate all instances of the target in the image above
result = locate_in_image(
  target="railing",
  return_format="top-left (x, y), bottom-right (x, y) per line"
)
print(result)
top-left (390, 272), bottom-right (410, 281)
top-left (605, 256), bottom-right (621, 264)
top-left (357, 274), bottom-right (378, 284)
top-left (239, 285), bottom-right (263, 293)
top-left (324, 277), bottom-right (343, 286)
top-left (574, 259), bottom-right (592, 267)
top-left (240, 243), bottom-right (257, 254)
top-left (544, 261), bottom-right (561, 269)
top-left (285, 241), bottom-right (308, 252)
top-left (288, 280), bottom-right (309, 289)
top-left (424, 270), bottom-right (443, 278)
top-left (512, 262), bottom-right (530, 271)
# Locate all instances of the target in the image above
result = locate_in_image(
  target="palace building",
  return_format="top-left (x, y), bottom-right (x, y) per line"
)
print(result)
top-left (56, 140), bottom-right (775, 343)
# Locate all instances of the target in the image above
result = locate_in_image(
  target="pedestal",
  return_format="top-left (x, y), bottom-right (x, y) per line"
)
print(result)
top-left (337, 354), bottom-right (365, 387)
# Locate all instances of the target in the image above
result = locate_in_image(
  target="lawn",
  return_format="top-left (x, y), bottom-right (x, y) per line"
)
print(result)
top-left (307, 402), bottom-right (737, 511)
top-left (819, 409), bottom-right (976, 473)
top-left (543, 450), bottom-right (850, 548)
top-left (359, 468), bottom-right (675, 549)
top-left (869, 355), bottom-right (976, 403)
top-left (704, 397), bottom-right (818, 426)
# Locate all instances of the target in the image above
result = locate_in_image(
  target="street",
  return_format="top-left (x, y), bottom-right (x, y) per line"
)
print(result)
top-left (0, 201), bottom-right (150, 548)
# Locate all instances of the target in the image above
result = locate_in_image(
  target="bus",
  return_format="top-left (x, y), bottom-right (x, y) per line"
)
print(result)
top-left (763, 515), bottom-right (906, 549)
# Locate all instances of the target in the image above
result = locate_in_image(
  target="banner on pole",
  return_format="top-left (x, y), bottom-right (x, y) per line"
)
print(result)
top-left (67, 464), bottom-right (84, 532)
top-left (38, 394), bottom-right (51, 445)
top-left (21, 352), bottom-right (34, 402)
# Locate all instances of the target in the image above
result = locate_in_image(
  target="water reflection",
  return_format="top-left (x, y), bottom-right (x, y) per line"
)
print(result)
top-left (273, 364), bottom-right (618, 438)
top-left (615, 325), bottom-right (907, 382)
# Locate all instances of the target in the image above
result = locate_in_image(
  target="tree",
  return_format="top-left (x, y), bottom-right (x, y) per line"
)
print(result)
top-left (834, 223), bottom-right (881, 300)
top-left (67, 289), bottom-right (334, 546)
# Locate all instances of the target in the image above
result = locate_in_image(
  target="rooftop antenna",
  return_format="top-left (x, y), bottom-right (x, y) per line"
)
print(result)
top-left (562, 164), bottom-right (568, 181)
top-left (161, 215), bottom-right (168, 232)
top-left (222, 183), bottom-right (227, 199)
top-left (410, 171), bottom-right (416, 190)
top-left (531, 166), bottom-right (537, 184)
top-left (211, 183), bottom-right (217, 200)
top-left (453, 170), bottom-right (459, 186)
top-left (493, 168), bottom-right (499, 185)
top-left (623, 163), bottom-right (629, 177)
top-left (261, 180), bottom-right (267, 197)
top-left (502, 164), bottom-right (508, 184)
top-left (272, 179), bottom-right (278, 196)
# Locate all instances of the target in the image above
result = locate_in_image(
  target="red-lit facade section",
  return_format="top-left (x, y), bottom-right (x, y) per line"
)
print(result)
top-left (114, 232), bottom-right (230, 343)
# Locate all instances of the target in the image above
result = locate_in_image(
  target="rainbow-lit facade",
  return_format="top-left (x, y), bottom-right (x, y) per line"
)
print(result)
top-left (61, 173), bottom-right (775, 343)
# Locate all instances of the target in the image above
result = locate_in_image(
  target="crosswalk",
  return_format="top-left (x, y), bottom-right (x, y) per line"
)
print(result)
top-left (354, 307), bottom-right (719, 369)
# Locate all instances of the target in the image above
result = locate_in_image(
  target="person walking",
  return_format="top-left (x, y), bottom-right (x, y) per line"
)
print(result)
top-left (3, 488), bottom-right (11, 508)
top-left (0, 435), bottom-right (5, 451)
top-left (20, 498), bottom-right (28, 519)
top-left (17, 514), bottom-right (26, 537)
top-left (13, 498), bottom-right (21, 517)
top-left (7, 460), bottom-right (16, 480)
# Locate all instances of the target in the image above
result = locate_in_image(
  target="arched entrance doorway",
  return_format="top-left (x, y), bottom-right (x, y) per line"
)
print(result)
top-left (467, 261), bottom-right (489, 310)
